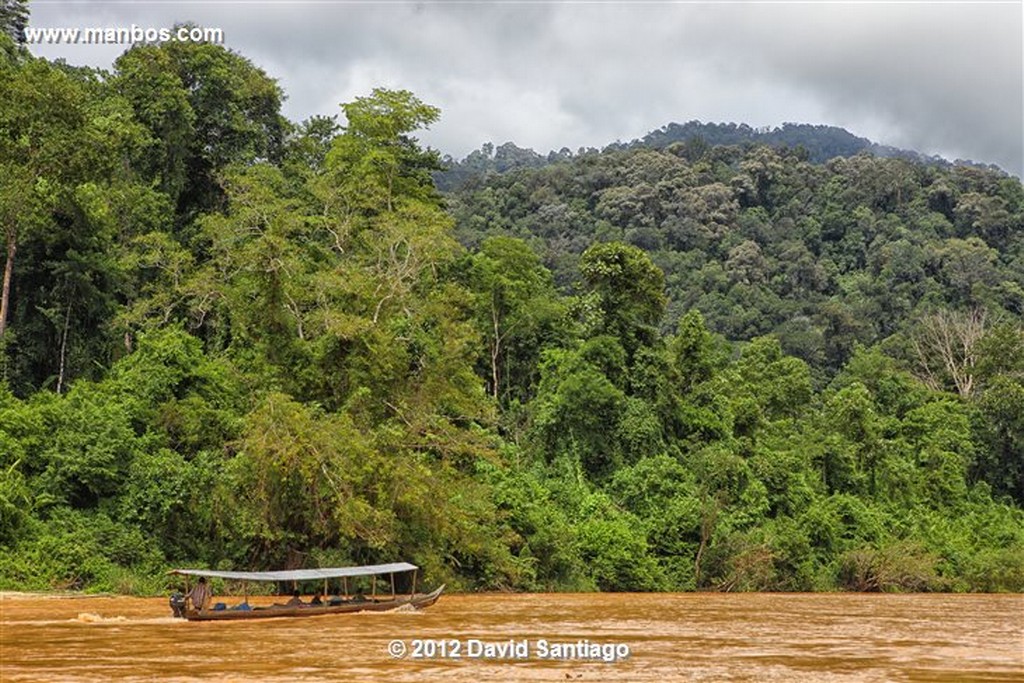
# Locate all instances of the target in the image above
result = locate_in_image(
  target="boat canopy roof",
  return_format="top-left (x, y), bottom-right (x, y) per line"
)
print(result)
top-left (169, 562), bottom-right (417, 583)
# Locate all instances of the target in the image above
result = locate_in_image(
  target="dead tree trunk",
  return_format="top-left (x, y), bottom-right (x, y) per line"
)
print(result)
top-left (911, 308), bottom-right (988, 399)
top-left (0, 233), bottom-right (15, 338)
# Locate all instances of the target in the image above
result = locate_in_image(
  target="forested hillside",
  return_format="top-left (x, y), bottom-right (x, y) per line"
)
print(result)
top-left (434, 122), bottom-right (997, 192)
top-left (1, 34), bottom-right (1022, 595)
top-left (447, 143), bottom-right (1024, 379)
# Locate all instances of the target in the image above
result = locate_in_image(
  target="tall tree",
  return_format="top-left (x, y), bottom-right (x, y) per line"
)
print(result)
top-left (323, 87), bottom-right (441, 215)
top-left (910, 307), bottom-right (989, 399)
top-left (113, 38), bottom-right (286, 224)
top-left (0, 1), bottom-right (29, 45)
top-left (578, 241), bottom-right (666, 358)
top-left (467, 236), bottom-right (566, 404)
top-left (0, 54), bottom-right (150, 390)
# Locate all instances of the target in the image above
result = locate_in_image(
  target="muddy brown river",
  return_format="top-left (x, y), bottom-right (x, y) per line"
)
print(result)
top-left (1, 592), bottom-right (1021, 681)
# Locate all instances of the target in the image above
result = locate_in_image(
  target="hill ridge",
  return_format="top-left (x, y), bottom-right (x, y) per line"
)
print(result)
top-left (436, 121), bottom-right (1005, 191)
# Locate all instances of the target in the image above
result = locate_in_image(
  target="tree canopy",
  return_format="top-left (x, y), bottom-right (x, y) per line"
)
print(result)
top-left (1, 40), bottom-right (1022, 595)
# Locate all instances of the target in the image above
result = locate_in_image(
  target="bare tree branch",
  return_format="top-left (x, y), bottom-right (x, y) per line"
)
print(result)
top-left (911, 308), bottom-right (988, 398)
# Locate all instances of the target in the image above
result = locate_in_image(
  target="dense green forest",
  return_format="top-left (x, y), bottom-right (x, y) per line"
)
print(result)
top-left (1, 32), bottom-right (1022, 595)
top-left (434, 122), bottom-right (991, 192)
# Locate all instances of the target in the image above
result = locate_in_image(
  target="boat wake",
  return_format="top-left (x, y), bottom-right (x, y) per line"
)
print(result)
top-left (390, 604), bottom-right (417, 613)
top-left (71, 613), bottom-right (181, 625)
top-left (74, 612), bottom-right (128, 623)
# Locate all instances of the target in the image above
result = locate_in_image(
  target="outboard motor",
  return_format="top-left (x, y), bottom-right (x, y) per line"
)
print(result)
top-left (169, 591), bottom-right (187, 618)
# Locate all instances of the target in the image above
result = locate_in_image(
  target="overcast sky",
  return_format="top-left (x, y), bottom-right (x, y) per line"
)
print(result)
top-left (28, 1), bottom-right (1024, 177)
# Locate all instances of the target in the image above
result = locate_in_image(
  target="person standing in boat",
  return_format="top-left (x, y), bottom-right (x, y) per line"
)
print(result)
top-left (187, 577), bottom-right (211, 611)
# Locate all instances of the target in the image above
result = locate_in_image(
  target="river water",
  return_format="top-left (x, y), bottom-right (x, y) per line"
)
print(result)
top-left (1, 592), bottom-right (1021, 681)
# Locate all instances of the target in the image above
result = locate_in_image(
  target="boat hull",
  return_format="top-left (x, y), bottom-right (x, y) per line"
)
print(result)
top-left (183, 585), bottom-right (444, 622)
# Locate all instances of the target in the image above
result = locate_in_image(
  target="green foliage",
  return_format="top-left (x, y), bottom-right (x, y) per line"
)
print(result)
top-left (113, 39), bottom-right (286, 222)
top-left (532, 346), bottom-right (627, 478)
top-left (0, 457), bottom-right (32, 545)
top-left (578, 242), bottom-right (666, 358)
top-left (1, 45), bottom-right (1020, 596)
top-left (717, 336), bottom-right (813, 440)
top-left (962, 547), bottom-right (1024, 592)
top-left (464, 236), bottom-right (569, 405)
top-left (326, 88), bottom-right (441, 213)
top-left (481, 459), bottom-right (586, 590)
top-left (838, 541), bottom-right (943, 592)
top-left (671, 309), bottom-right (721, 390)
top-left (448, 143), bottom-right (1023, 377)
top-left (35, 385), bottom-right (140, 506)
top-left (608, 454), bottom-right (702, 587)
top-left (574, 490), bottom-right (665, 591)
top-left (0, 52), bottom-right (152, 393)
top-left (0, 2), bottom-right (29, 45)
top-left (0, 508), bottom-right (165, 592)
top-left (974, 376), bottom-right (1024, 504)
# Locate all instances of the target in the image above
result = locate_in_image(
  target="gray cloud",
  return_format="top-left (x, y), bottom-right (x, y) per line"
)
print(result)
top-left (28, 1), bottom-right (1023, 176)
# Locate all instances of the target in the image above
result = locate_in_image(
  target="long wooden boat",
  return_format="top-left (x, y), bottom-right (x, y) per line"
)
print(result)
top-left (169, 563), bottom-right (443, 622)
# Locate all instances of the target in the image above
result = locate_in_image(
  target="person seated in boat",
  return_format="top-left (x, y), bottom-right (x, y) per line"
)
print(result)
top-left (285, 590), bottom-right (305, 607)
top-left (310, 594), bottom-right (323, 606)
top-left (169, 589), bottom-right (187, 618)
top-left (187, 577), bottom-right (211, 612)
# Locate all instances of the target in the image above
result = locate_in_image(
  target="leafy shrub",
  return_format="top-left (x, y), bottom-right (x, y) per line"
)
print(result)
top-left (838, 541), bottom-right (943, 592)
